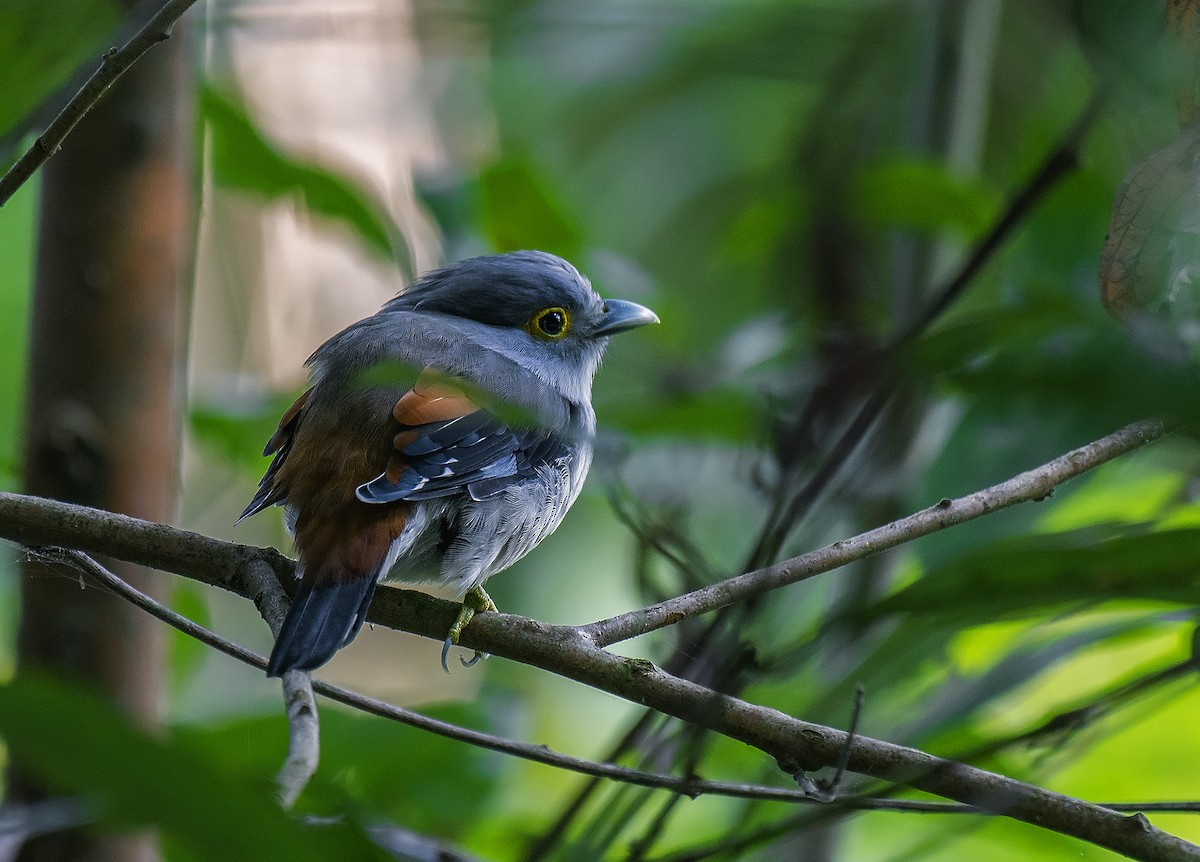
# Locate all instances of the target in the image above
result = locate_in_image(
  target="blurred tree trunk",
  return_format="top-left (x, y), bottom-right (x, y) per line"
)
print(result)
top-left (7, 19), bottom-right (194, 862)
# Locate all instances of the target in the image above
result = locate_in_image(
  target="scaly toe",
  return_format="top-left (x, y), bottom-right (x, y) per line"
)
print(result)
top-left (441, 586), bottom-right (498, 673)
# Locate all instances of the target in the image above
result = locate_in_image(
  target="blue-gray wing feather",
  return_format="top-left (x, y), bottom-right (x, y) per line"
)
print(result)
top-left (356, 412), bottom-right (568, 504)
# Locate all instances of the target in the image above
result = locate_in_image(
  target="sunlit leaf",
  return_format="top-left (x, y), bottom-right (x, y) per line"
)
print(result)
top-left (910, 614), bottom-right (1163, 745)
top-left (870, 526), bottom-right (1200, 622)
top-left (1038, 467), bottom-right (1186, 532)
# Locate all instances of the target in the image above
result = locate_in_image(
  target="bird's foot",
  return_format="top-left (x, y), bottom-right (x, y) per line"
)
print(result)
top-left (441, 586), bottom-right (498, 673)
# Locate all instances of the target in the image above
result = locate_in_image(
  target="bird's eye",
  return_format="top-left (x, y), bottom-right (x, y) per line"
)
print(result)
top-left (528, 306), bottom-right (571, 340)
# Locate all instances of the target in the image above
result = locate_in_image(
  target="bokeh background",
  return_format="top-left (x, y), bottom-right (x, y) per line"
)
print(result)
top-left (2, 1), bottom-right (1200, 860)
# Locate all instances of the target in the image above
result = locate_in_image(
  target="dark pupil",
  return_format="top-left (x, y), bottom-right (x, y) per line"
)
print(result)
top-left (538, 310), bottom-right (565, 335)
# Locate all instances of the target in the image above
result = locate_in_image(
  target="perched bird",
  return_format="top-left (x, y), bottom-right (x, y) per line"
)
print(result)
top-left (239, 251), bottom-right (658, 677)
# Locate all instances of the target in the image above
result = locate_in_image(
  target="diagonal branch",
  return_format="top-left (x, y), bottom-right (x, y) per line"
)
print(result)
top-left (23, 547), bottom-right (969, 811)
top-left (581, 418), bottom-right (1167, 647)
top-left (0, 0), bottom-right (202, 208)
top-left (35, 547), bottom-right (1200, 824)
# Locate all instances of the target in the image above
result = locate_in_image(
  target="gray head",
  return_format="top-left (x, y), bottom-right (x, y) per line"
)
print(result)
top-left (384, 250), bottom-right (657, 391)
top-left (310, 251), bottom-right (657, 436)
top-left (389, 250), bottom-right (655, 338)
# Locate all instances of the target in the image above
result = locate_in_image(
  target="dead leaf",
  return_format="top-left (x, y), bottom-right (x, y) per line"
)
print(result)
top-left (1099, 122), bottom-right (1200, 319)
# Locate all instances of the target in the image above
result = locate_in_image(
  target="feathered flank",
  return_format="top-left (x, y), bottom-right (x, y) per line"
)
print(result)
top-left (238, 388), bottom-right (312, 524)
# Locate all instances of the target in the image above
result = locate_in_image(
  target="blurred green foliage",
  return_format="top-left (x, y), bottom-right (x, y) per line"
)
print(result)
top-left (202, 86), bottom-right (411, 274)
top-left (0, 0), bottom-right (122, 157)
top-left (3, 1), bottom-right (1200, 861)
top-left (0, 673), bottom-right (390, 860)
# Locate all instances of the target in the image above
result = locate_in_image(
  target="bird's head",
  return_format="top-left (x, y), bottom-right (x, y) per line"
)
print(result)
top-left (384, 250), bottom-right (658, 398)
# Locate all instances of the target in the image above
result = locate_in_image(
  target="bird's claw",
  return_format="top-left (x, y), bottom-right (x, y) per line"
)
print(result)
top-left (441, 586), bottom-right (496, 673)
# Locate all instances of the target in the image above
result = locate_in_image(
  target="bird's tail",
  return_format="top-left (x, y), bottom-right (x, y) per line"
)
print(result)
top-left (266, 572), bottom-right (380, 677)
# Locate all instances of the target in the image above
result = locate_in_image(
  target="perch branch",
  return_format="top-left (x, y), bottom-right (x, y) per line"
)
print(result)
top-left (2, 419), bottom-right (1195, 859)
top-left (33, 548), bottom-right (1200, 824)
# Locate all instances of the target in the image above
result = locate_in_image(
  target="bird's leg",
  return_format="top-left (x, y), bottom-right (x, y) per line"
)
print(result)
top-left (441, 585), bottom-right (498, 673)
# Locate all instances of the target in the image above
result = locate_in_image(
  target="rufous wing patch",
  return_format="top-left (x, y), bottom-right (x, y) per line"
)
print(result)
top-left (393, 369), bottom-right (479, 427)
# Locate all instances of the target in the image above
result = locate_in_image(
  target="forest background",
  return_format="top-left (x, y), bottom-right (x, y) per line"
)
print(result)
top-left (1, 2), bottom-right (1199, 861)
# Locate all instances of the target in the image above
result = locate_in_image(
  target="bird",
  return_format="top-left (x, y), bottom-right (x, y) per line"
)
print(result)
top-left (238, 250), bottom-right (659, 677)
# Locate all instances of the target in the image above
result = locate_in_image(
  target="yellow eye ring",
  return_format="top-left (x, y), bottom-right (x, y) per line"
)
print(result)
top-left (527, 306), bottom-right (571, 340)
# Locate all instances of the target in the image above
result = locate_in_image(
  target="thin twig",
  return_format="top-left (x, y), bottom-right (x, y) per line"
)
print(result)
top-left (582, 419), bottom-right (1168, 647)
top-left (26, 547), bottom-right (1200, 833)
top-left (17, 548), bottom-right (845, 806)
top-left (0, 0), bottom-right (201, 207)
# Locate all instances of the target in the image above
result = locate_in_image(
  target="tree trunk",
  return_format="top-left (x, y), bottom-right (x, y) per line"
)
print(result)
top-left (8, 23), bottom-right (194, 862)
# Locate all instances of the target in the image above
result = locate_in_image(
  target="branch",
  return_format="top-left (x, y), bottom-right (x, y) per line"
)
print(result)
top-left (26, 548), bottom-right (838, 806)
top-left (241, 558), bottom-right (320, 809)
top-left (33, 548), bottom-right (1200, 823)
top-left (2, 419), bottom-right (1195, 860)
top-left (747, 90), bottom-right (1106, 570)
top-left (0, 0), bottom-right (201, 208)
top-left (888, 88), bottom-right (1106, 350)
top-left (582, 419), bottom-right (1167, 647)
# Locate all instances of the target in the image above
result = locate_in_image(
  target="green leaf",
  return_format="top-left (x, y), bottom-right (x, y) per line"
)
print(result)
top-left (951, 333), bottom-right (1200, 427)
top-left (910, 614), bottom-right (1162, 746)
top-left (201, 86), bottom-right (409, 273)
top-left (0, 673), bottom-right (386, 860)
top-left (0, 156), bottom-right (34, 491)
top-left (189, 396), bottom-right (301, 469)
top-left (182, 703), bottom-right (497, 836)
top-left (0, 0), bottom-right (123, 144)
top-left (599, 385), bottom-right (759, 441)
top-left (851, 157), bottom-right (1000, 237)
top-left (871, 526), bottom-right (1200, 623)
top-left (908, 296), bottom-right (1090, 375)
top-left (478, 159), bottom-right (583, 260)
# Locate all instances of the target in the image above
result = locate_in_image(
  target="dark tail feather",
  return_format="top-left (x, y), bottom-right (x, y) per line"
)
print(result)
top-left (266, 575), bottom-right (380, 677)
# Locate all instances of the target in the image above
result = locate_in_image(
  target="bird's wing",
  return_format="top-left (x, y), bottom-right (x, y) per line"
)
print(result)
top-left (245, 367), bottom-right (567, 677)
top-left (237, 387), bottom-right (313, 523)
top-left (356, 368), bottom-right (563, 504)
top-left (249, 381), bottom-right (407, 677)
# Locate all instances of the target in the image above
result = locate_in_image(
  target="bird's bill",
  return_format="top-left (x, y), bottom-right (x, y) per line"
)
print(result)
top-left (593, 299), bottom-right (659, 336)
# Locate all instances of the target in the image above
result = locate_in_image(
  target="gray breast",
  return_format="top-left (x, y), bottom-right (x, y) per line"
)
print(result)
top-left (383, 439), bottom-right (592, 597)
